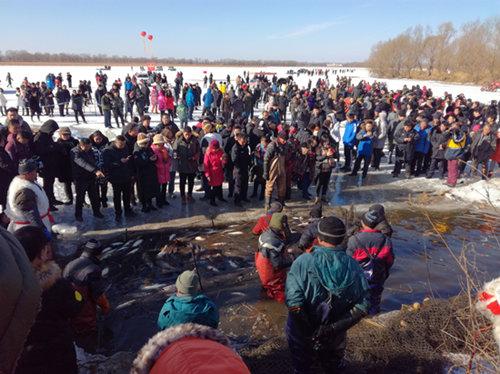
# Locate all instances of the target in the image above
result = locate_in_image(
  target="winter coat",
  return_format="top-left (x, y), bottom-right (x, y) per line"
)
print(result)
top-left (203, 89), bottom-right (214, 108)
top-left (150, 87), bottom-right (158, 106)
top-left (342, 120), bottom-right (359, 147)
top-left (0, 147), bottom-right (17, 207)
top-left (203, 146), bottom-right (225, 187)
top-left (157, 91), bottom-right (167, 111)
top-left (63, 253), bottom-right (108, 334)
top-left (157, 294), bottom-right (219, 331)
top-left (356, 130), bottom-right (376, 157)
top-left (394, 127), bottom-right (420, 161)
top-left (6, 137), bottom-right (33, 166)
top-left (298, 218), bottom-right (320, 251)
top-left (15, 263), bottom-right (82, 374)
top-left (414, 126), bottom-right (432, 154)
top-left (470, 132), bottom-right (496, 162)
top-left (174, 136), bottom-right (200, 174)
top-left (56, 137), bottom-right (79, 182)
top-left (315, 147), bottom-right (335, 174)
top-left (252, 213), bottom-right (272, 236)
top-left (0, 227), bottom-right (41, 374)
top-left (176, 103), bottom-right (188, 122)
top-left (373, 112), bottom-right (388, 149)
top-left (165, 95), bottom-right (175, 111)
top-left (70, 146), bottom-right (98, 182)
top-left (131, 323), bottom-right (250, 374)
top-left (185, 88), bottom-right (195, 107)
top-left (102, 144), bottom-right (133, 184)
top-left (231, 142), bottom-right (251, 173)
top-left (151, 144), bottom-right (171, 184)
top-left (430, 128), bottom-right (447, 159)
top-left (71, 94), bottom-right (83, 111)
top-left (133, 144), bottom-right (159, 199)
top-left (347, 228), bottom-right (395, 285)
top-left (112, 95), bottom-right (124, 115)
top-left (285, 246), bottom-right (370, 325)
top-left (444, 130), bottom-right (467, 161)
top-left (33, 120), bottom-right (60, 178)
top-left (263, 140), bottom-right (287, 179)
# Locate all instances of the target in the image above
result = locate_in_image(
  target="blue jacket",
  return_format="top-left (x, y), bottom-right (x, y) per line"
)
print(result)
top-left (203, 89), bottom-right (214, 108)
top-left (342, 120), bottom-right (359, 147)
top-left (356, 130), bottom-right (374, 157)
top-left (185, 88), bottom-right (195, 107)
top-left (285, 246), bottom-right (370, 325)
top-left (157, 294), bottom-right (219, 330)
top-left (124, 80), bottom-right (133, 92)
top-left (414, 126), bottom-right (431, 154)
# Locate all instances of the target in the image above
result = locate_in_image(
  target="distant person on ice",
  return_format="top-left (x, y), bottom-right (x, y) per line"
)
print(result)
top-left (157, 270), bottom-right (219, 331)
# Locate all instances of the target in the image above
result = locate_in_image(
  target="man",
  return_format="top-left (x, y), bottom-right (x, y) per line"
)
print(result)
top-left (157, 270), bottom-right (219, 331)
top-left (231, 133), bottom-right (251, 207)
top-left (5, 159), bottom-right (54, 234)
top-left (138, 114), bottom-right (154, 135)
top-left (285, 216), bottom-right (370, 373)
top-left (63, 240), bottom-right (111, 353)
top-left (347, 210), bottom-right (395, 315)
top-left (340, 113), bottom-right (359, 172)
top-left (263, 131), bottom-right (289, 210)
top-left (101, 91), bottom-right (113, 128)
top-left (256, 213), bottom-right (294, 303)
top-left (392, 121), bottom-right (420, 178)
top-left (71, 138), bottom-right (105, 222)
top-left (298, 204), bottom-right (322, 252)
top-left (102, 135), bottom-right (135, 221)
top-left (55, 85), bottom-right (71, 116)
top-left (33, 119), bottom-right (62, 210)
top-left (252, 201), bottom-right (283, 235)
top-left (174, 126), bottom-right (200, 204)
top-left (155, 112), bottom-right (179, 134)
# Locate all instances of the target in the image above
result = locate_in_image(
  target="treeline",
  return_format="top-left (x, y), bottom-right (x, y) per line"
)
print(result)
top-left (0, 50), bottom-right (328, 67)
top-left (367, 17), bottom-right (500, 84)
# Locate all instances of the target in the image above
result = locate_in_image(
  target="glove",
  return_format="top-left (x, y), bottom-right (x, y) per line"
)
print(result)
top-left (42, 227), bottom-right (53, 241)
top-left (288, 307), bottom-right (312, 337)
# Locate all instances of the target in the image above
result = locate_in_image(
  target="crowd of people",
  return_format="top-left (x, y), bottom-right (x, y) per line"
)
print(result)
top-left (0, 68), bottom-right (499, 373)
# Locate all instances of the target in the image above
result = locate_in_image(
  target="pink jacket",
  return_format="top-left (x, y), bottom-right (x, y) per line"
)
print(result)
top-left (158, 91), bottom-right (167, 111)
top-left (150, 87), bottom-right (158, 106)
top-left (204, 147), bottom-right (226, 187)
top-left (152, 144), bottom-right (171, 184)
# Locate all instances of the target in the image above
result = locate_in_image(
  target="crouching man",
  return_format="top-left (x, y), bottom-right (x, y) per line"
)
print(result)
top-left (256, 212), bottom-right (294, 303)
top-left (285, 216), bottom-right (370, 373)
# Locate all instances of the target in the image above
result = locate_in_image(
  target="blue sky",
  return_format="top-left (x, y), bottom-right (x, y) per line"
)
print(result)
top-left (0, 0), bottom-right (498, 62)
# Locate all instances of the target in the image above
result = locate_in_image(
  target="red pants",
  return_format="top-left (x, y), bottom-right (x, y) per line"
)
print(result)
top-left (255, 252), bottom-right (287, 303)
top-left (447, 159), bottom-right (459, 186)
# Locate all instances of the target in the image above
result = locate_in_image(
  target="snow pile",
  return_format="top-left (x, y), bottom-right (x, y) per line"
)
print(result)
top-left (446, 179), bottom-right (500, 208)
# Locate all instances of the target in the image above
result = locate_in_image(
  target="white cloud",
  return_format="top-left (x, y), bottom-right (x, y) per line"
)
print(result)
top-left (268, 19), bottom-right (346, 40)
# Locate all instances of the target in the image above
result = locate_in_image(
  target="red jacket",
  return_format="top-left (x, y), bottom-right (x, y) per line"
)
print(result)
top-left (203, 147), bottom-right (225, 187)
top-left (252, 214), bottom-right (272, 235)
top-left (152, 144), bottom-right (171, 184)
top-left (165, 95), bottom-right (175, 111)
top-left (347, 228), bottom-right (394, 269)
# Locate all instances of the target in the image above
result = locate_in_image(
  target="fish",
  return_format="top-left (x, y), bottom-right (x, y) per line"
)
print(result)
top-left (116, 300), bottom-right (136, 310)
top-left (195, 236), bottom-right (205, 241)
top-left (228, 260), bottom-right (239, 269)
top-left (111, 242), bottom-right (124, 248)
top-left (127, 248), bottom-right (140, 256)
top-left (207, 265), bottom-right (220, 273)
top-left (101, 267), bottom-right (109, 277)
top-left (141, 283), bottom-right (166, 291)
top-left (228, 231), bottom-right (243, 236)
top-left (132, 239), bottom-right (144, 248)
top-left (211, 242), bottom-right (227, 247)
top-left (169, 234), bottom-right (176, 241)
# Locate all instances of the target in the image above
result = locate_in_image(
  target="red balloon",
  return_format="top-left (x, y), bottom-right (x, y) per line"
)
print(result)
top-left (140, 31), bottom-right (147, 37)
top-left (147, 34), bottom-right (153, 41)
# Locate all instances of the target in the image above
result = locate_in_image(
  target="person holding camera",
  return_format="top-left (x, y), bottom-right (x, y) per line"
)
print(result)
top-left (392, 121), bottom-right (420, 178)
top-left (71, 138), bottom-right (105, 222)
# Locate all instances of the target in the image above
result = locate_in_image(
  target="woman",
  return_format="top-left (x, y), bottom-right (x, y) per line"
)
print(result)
top-left (157, 89), bottom-right (167, 116)
top-left (165, 89), bottom-right (175, 120)
top-left (151, 134), bottom-right (171, 207)
top-left (203, 139), bottom-right (227, 206)
top-left (133, 133), bottom-right (159, 212)
top-left (174, 126), bottom-right (200, 204)
top-left (150, 85), bottom-right (158, 114)
top-left (314, 135), bottom-right (336, 203)
top-left (56, 128), bottom-right (79, 205)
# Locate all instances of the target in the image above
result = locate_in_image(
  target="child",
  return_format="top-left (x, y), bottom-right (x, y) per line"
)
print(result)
top-left (351, 120), bottom-right (376, 178)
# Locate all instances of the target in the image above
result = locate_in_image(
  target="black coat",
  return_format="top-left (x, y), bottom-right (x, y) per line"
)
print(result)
top-left (102, 144), bottom-right (133, 184)
top-left (231, 142), bottom-right (251, 173)
top-left (71, 146), bottom-right (98, 182)
top-left (0, 147), bottom-right (16, 206)
top-left (56, 137), bottom-right (79, 182)
top-left (133, 144), bottom-right (158, 199)
top-left (33, 120), bottom-right (61, 178)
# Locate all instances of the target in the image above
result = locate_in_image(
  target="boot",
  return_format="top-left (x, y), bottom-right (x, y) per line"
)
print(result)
top-left (264, 196), bottom-right (271, 211)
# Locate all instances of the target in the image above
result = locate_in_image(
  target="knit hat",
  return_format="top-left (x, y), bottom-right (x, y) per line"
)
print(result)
top-left (59, 126), bottom-right (71, 135)
top-left (18, 158), bottom-right (38, 175)
top-left (361, 210), bottom-right (382, 229)
top-left (137, 133), bottom-right (149, 146)
top-left (317, 216), bottom-right (346, 244)
top-left (269, 212), bottom-right (286, 231)
top-left (83, 239), bottom-right (103, 254)
top-left (176, 270), bottom-right (199, 295)
top-left (153, 134), bottom-right (165, 145)
top-left (310, 204), bottom-right (323, 219)
top-left (369, 204), bottom-right (385, 217)
top-left (268, 201), bottom-right (283, 214)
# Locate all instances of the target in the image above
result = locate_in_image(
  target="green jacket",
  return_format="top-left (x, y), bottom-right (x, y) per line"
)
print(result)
top-left (285, 245), bottom-right (370, 324)
top-left (157, 294), bottom-right (219, 331)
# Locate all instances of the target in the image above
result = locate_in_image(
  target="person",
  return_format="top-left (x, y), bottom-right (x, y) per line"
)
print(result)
top-left (231, 133), bottom-right (251, 207)
top-left (151, 134), bottom-right (171, 208)
top-left (157, 270), bottom-right (219, 331)
top-left (347, 210), bottom-right (395, 315)
top-left (348, 204), bottom-right (394, 238)
top-left (14, 226), bottom-right (83, 374)
top-left (131, 324), bottom-right (250, 374)
top-left (314, 137), bottom-right (335, 202)
top-left (71, 138), bottom-right (105, 222)
top-left (33, 119), bottom-right (62, 210)
top-left (250, 135), bottom-right (269, 200)
top-left (0, 131), bottom-right (17, 214)
top-left (351, 120), bottom-right (376, 178)
top-left (252, 201), bottom-right (283, 235)
top-left (5, 159), bottom-right (54, 234)
top-left (392, 121), bottom-right (420, 178)
top-left (340, 112), bottom-right (359, 172)
top-left (112, 91), bottom-right (125, 128)
top-left (5, 129), bottom-right (33, 167)
top-left (470, 124), bottom-right (496, 179)
top-left (203, 139), bottom-right (227, 206)
top-left (133, 133), bottom-right (160, 212)
top-left (263, 131), bottom-right (289, 210)
top-left (71, 90), bottom-right (86, 124)
top-left (444, 123), bottom-right (467, 187)
top-left (285, 216), bottom-right (370, 373)
top-left (256, 213), bottom-right (294, 303)
top-left (298, 204), bottom-right (323, 252)
top-left (56, 127), bottom-right (79, 205)
top-left (0, 88), bottom-right (7, 116)
top-left (372, 111), bottom-right (388, 169)
top-left (414, 119), bottom-right (432, 176)
top-left (63, 239), bottom-right (111, 353)
top-left (0, 226), bottom-right (41, 374)
top-left (294, 141), bottom-right (315, 200)
top-left (426, 122), bottom-right (448, 179)
top-left (174, 126), bottom-right (200, 204)
top-left (102, 135), bottom-right (135, 221)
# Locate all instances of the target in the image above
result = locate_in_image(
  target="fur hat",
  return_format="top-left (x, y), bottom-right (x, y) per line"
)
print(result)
top-left (153, 134), bottom-right (165, 145)
top-left (137, 133), bottom-right (149, 146)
